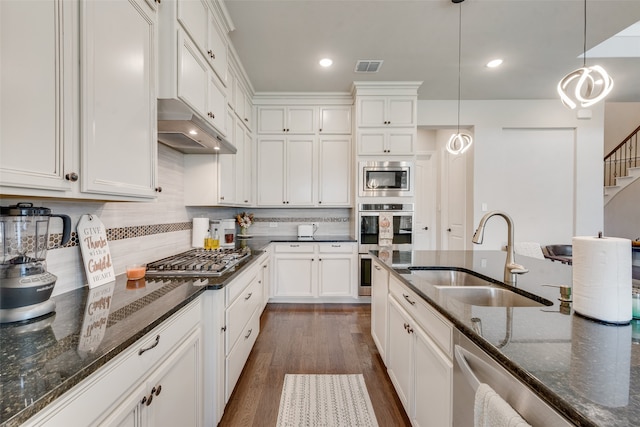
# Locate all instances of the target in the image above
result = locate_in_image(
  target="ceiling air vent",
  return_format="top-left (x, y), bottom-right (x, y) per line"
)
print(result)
top-left (355, 60), bottom-right (383, 73)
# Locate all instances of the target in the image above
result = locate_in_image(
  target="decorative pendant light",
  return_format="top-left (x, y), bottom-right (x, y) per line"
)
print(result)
top-left (557, 0), bottom-right (614, 109)
top-left (447, 0), bottom-right (473, 155)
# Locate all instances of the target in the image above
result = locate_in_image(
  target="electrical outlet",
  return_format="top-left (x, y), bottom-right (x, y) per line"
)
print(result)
top-left (270, 222), bottom-right (278, 228)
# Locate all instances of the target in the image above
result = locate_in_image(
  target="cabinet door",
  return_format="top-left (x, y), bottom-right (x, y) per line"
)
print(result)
top-left (178, 29), bottom-right (208, 118)
top-left (387, 97), bottom-right (415, 126)
top-left (218, 108), bottom-right (236, 204)
top-left (387, 130), bottom-right (415, 154)
top-left (387, 296), bottom-right (412, 413)
top-left (371, 260), bottom-right (389, 362)
top-left (257, 107), bottom-right (286, 133)
top-left (286, 136), bottom-right (315, 206)
top-left (207, 12), bottom-right (227, 83)
top-left (318, 136), bottom-right (351, 206)
top-left (287, 107), bottom-right (316, 134)
top-left (235, 121), bottom-right (252, 205)
top-left (318, 256), bottom-right (353, 297)
top-left (98, 383), bottom-right (147, 427)
top-left (147, 328), bottom-right (203, 427)
top-left (273, 256), bottom-right (315, 296)
top-left (176, 0), bottom-right (208, 54)
top-left (234, 79), bottom-right (246, 124)
top-left (358, 98), bottom-right (386, 127)
top-left (256, 137), bottom-right (285, 205)
top-left (260, 258), bottom-right (271, 310)
top-left (358, 131), bottom-right (386, 155)
top-left (80, 0), bottom-right (157, 198)
top-left (0, 0), bottom-right (74, 192)
top-left (413, 325), bottom-right (452, 427)
top-left (319, 106), bottom-right (352, 134)
top-left (207, 72), bottom-right (227, 134)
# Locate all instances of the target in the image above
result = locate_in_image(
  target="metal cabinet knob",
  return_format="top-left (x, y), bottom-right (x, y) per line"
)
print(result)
top-left (155, 187), bottom-right (162, 193)
top-left (65, 172), bottom-right (78, 182)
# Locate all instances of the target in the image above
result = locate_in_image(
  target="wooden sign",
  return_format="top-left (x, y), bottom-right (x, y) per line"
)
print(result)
top-left (77, 214), bottom-right (115, 288)
top-left (77, 281), bottom-right (115, 354)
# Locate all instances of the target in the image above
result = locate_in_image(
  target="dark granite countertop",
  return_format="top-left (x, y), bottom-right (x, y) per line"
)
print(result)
top-left (0, 243), bottom-right (269, 427)
top-left (375, 250), bottom-right (640, 427)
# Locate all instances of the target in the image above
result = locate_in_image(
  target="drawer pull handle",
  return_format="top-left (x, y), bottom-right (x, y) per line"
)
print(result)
top-left (403, 294), bottom-right (416, 306)
top-left (245, 292), bottom-right (253, 300)
top-left (374, 265), bottom-right (381, 271)
top-left (290, 244), bottom-right (299, 247)
top-left (245, 329), bottom-right (253, 339)
top-left (138, 335), bottom-right (160, 356)
top-left (331, 244), bottom-right (341, 248)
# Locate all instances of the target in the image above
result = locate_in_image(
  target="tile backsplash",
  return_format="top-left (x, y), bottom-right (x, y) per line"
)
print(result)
top-left (1, 145), bottom-right (354, 296)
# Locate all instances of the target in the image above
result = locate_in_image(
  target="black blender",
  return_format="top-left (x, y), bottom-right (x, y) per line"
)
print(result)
top-left (0, 202), bottom-right (71, 323)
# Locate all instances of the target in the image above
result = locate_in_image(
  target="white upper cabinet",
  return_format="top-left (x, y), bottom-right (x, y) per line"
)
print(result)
top-left (358, 129), bottom-right (415, 155)
top-left (319, 106), bottom-right (352, 134)
top-left (1, 0), bottom-right (159, 200)
top-left (0, 0), bottom-right (75, 193)
top-left (257, 106), bottom-right (316, 134)
top-left (256, 136), bottom-right (315, 206)
top-left (80, 0), bottom-right (158, 198)
top-left (318, 136), bottom-right (351, 206)
top-left (158, 0), bottom-right (228, 135)
top-left (176, 0), bottom-right (227, 83)
top-left (357, 96), bottom-right (416, 127)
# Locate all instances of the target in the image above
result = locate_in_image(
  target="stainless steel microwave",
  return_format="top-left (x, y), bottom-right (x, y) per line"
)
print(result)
top-left (359, 161), bottom-right (413, 197)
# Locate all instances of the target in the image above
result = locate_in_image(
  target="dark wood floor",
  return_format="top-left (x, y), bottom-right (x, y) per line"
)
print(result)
top-left (218, 303), bottom-right (411, 426)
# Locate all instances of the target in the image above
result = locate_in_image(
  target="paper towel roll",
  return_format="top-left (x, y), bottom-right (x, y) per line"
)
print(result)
top-left (192, 217), bottom-right (209, 248)
top-left (572, 236), bottom-right (632, 324)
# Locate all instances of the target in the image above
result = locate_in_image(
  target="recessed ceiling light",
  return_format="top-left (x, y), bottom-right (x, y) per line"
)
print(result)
top-left (486, 59), bottom-right (503, 68)
top-left (189, 130), bottom-right (198, 135)
top-left (319, 58), bottom-right (333, 67)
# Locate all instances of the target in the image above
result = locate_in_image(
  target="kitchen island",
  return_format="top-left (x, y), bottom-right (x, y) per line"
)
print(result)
top-left (377, 249), bottom-right (639, 427)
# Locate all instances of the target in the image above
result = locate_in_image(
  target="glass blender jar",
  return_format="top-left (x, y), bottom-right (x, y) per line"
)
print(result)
top-left (0, 202), bottom-right (71, 323)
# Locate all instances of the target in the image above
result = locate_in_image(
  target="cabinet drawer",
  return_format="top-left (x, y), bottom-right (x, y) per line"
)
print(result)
top-left (274, 243), bottom-right (315, 253)
top-left (389, 277), bottom-right (452, 357)
top-left (225, 275), bottom-right (262, 354)
top-left (225, 308), bottom-right (260, 401)
top-left (318, 243), bottom-right (355, 254)
top-left (225, 262), bottom-right (258, 305)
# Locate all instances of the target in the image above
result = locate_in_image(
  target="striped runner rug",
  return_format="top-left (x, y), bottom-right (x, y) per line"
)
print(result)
top-left (276, 374), bottom-right (379, 427)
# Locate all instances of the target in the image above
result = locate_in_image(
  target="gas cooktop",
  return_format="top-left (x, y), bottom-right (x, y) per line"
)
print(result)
top-left (145, 247), bottom-right (251, 278)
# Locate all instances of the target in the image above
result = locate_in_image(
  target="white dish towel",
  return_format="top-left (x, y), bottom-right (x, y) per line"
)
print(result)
top-left (378, 213), bottom-right (393, 246)
top-left (474, 383), bottom-right (531, 427)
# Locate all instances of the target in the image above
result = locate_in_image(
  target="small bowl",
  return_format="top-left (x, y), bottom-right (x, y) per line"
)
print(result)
top-left (126, 264), bottom-right (146, 280)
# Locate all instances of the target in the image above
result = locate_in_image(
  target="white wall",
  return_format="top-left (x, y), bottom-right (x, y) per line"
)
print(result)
top-left (417, 100), bottom-right (605, 250)
top-left (604, 102), bottom-right (640, 155)
top-left (605, 178), bottom-right (640, 240)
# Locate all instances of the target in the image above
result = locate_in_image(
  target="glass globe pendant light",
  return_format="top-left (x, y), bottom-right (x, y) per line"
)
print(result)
top-left (557, 0), bottom-right (614, 109)
top-left (447, 0), bottom-right (473, 155)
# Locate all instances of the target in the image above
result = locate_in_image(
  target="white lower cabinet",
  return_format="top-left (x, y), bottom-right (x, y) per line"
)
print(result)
top-left (272, 243), bottom-right (357, 301)
top-left (371, 259), bottom-right (390, 363)
top-left (102, 328), bottom-right (203, 427)
top-left (385, 275), bottom-right (453, 427)
top-left (23, 299), bottom-right (203, 427)
top-left (203, 255), bottom-right (267, 424)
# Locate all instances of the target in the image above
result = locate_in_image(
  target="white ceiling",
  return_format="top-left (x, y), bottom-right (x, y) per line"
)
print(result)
top-left (223, 0), bottom-right (640, 102)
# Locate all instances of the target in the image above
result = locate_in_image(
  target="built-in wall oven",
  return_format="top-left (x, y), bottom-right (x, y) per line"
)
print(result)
top-left (358, 203), bottom-right (413, 296)
top-left (359, 161), bottom-right (413, 197)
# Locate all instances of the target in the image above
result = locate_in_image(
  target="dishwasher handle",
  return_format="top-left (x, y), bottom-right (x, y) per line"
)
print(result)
top-left (455, 345), bottom-right (481, 392)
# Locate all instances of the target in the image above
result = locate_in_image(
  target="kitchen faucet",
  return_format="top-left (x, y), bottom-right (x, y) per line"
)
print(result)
top-left (472, 210), bottom-right (528, 285)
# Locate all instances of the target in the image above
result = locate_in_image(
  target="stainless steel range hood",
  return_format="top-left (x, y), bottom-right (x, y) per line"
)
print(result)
top-left (157, 99), bottom-right (236, 155)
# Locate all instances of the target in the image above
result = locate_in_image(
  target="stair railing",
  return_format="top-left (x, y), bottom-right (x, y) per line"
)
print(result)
top-left (604, 124), bottom-right (640, 187)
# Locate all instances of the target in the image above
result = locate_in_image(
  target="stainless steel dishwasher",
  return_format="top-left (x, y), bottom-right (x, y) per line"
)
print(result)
top-left (453, 330), bottom-right (573, 426)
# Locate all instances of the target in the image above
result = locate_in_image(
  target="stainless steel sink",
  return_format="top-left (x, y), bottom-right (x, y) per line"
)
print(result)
top-left (408, 268), bottom-right (497, 287)
top-left (438, 286), bottom-right (545, 307)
